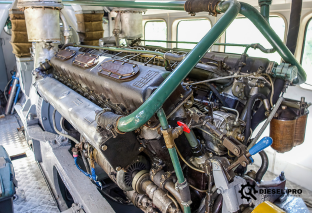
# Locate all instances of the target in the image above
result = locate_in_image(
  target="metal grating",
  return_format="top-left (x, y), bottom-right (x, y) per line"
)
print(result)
top-left (0, 115), bottom-right (59, 213)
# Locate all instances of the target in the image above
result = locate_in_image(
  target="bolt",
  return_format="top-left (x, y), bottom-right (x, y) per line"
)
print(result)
top-left (186, 100), bottom-right (193, 105)
top-left (101, 145), bottom-right (108, 151)
top-left (139, 147), bottom-right (144, 152)
top-left (116, 166), bottom-right (121, 171)
top-left (233, 148), bottom-right (239, 155)
top-left (180, 94), bottom-right (184, 98)
top-left (217, 188), bottom-right (223, 194)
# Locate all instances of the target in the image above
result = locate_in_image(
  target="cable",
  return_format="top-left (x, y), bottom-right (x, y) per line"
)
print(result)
top-left (173, 142), bottom-right (205, 173)
top-left (52, 109), bottom-right (80, 144)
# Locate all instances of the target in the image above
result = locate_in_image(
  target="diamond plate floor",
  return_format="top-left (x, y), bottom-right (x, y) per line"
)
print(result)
top-left (0, 115), bottom-right (60, 213)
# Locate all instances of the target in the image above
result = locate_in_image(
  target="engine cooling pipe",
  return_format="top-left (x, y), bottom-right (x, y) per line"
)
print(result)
top-left (286, 0), bottom-right (302, 54)
top-left (114, 0), bottom-right (306, 133)
top-left (117, 0), bottom-right (241, 133)
top-left (157, 109), bottom-right (192, 213)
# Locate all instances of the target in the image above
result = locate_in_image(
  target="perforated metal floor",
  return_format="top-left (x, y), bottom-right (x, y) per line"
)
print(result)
top-left (0, 115), bottom-right (59, 213)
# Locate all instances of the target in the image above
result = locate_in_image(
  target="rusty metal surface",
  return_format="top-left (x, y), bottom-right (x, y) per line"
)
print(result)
top-left (55, 49), bottom-right (76, 61)
top-left (294, 114), bottom-right (308, 146)
top-left (98, 60), bottom-right (139, 80)
top-left (270, 118), bottom-right (296, 153)
top-left (73, 53), bottom-right (98, 68)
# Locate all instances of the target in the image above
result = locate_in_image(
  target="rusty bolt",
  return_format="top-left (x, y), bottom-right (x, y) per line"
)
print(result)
top-left (116, 166), bottom-right (121, 171)
top-left (139, 147), bottom-right (144, 152)
top-left (101, 145), bottom-right (108, 151)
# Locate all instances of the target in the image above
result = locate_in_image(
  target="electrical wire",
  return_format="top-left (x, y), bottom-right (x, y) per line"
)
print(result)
top-left (52, 109), bottom-right (80, 144)
top-left (173, 141), bottom-right (205, 173)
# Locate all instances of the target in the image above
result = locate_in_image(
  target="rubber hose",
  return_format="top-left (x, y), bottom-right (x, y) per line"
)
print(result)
top-left (244, 93), bottom-right (267, 143)
top-left (255, 150), bottom-right (269, 182)
top-left (286, 0), bottom-right (302, 54)
top-left (250, 78), bottom-right (285, 130)
top-left (206, 83), bottom-right (229, 107)
top-left (212, 194), bottom-right (223, 213)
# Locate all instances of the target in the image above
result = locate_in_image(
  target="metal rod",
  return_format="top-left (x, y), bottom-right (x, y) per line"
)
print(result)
top-left (5, 73), bottom-right (19, 115)
top-left (221, 106), bottom-right (239, 122)
top-left (247, 96), bottom-right (284, 150)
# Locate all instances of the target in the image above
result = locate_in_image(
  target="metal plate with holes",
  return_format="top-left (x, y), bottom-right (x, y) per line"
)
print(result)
top-left (98, 60), bottom-right (139, 81)
top-left (55, 49), bottom-right (76, 61)
top-left (0, 115), bottom-right (59, 213)
top-left (73, 53), bottom-right (98, 68)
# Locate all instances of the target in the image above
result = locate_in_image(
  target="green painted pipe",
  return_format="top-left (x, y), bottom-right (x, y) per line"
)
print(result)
top-left (156, 109), bottom-right (190, 213)
top-left (260, 5), bottom-right (270, 22)
top-left (185, 130), bottom-right (199, 148)
top-left (258, 0), bottom-right (272, 22)
top-left (157, 108), bottom-right (169, 130)
top-left (63, 0), bottom-right (185, 10)
top-left (117, 0), bottom-right (240, 132)
top-left (239, 2), bottom-right (306, 84)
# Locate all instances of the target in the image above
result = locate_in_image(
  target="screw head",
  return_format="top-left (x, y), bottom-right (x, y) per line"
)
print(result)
top-left (139, 147), bottom-right (144, 152)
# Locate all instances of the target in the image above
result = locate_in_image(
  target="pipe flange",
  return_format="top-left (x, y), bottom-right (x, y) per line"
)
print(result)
top-left (132, 170), bottom-right (149, 194)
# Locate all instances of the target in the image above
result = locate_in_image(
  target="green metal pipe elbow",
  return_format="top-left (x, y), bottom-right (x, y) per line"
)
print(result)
top-left (117, 0), bottom-right (240, 133)
top-left (239, 2), bottom-right (307, 84)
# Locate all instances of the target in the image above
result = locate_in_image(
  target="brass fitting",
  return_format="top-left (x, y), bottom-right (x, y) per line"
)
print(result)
top-left (161, 128), bottom-right (175, 149)
top-left (162, 126), bottom-right (184, 149)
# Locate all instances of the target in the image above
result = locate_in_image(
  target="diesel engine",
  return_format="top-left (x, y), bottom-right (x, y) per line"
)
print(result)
top-left (11, 0), bottom-right (310, 212)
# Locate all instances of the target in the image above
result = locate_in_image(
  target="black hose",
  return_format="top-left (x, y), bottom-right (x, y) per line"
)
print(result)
top-left (206, 83), bottom-right (229, 107)
top-left (244, 93), bottom-right (267, 143)
top-left (251, 78), bottom-right (285, 130)
top-left (286, 0), bottom-right (303, 54)
top-left (255, 150), bottom-right (269, 182)
top-left (212, 194), bottom-right (223, 213)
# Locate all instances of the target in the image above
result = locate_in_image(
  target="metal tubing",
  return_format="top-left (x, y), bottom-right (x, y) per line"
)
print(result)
top-left (117, 0), bottom-right (240, 132)
top-left (157, 109), bottom-right (191, 213)
top-left (184, 130), bottom-right (199, 148)
top-left (239, 2), bottom-right (306, 84)
top-left (62, 1), bottom-right (186, 10)
top-left (247, 96), bottom-right (284, 150)
top-left (5, 74), bottom-right (19, 115)
top-left (260, 5), bottom-right (270, 22)
top-left (157, 108), bottom-right (169, 130)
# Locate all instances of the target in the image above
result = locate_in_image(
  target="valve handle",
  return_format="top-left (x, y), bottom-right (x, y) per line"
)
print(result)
top-left (249, 136), bottom-right (273, 156)
top-left (177, 121), bottom-right (190, 133)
